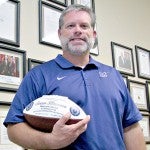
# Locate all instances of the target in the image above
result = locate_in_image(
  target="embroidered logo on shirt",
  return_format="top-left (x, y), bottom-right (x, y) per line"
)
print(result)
top-left (57, 76), bottom-right (66, 80)
top-left (99, 72), bottom-right (108, 78)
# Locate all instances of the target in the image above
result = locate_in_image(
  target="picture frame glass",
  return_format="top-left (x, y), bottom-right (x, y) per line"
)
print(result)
top-left (40, 2), bottom-right (63, 48)
top-left (136, 46), bottom-right (150, 79)
top-left (0, 46), bottom-right (26, 90)
top-left (0, 0), bottom-right (20, 46)
top-left (130, 82), bottom-right (148, 110)
top-left (111, 42), bottom-right (135, 76)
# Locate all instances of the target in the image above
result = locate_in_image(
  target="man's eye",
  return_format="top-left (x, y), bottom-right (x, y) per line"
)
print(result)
top-left (67, 25), bottom-right (74, 28)
top-left (81, 25), bottom-right (89, 29)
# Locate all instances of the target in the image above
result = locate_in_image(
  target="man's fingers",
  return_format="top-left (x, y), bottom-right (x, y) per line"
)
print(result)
top-left (74, 115), bottom-right (90, 128)
top-left (56, 113), bottom-right (71, 125)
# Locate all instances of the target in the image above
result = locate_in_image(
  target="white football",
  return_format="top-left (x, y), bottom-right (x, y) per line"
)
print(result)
top-left (23, 95), bottom-right (86, 132)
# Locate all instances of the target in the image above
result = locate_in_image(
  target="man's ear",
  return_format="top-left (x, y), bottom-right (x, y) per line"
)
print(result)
top-left (93, 30), bottom-right (97, 39)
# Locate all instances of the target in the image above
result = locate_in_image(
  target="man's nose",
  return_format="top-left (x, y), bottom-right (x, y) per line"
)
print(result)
top-left (74, 25), bottom-right (82, 35)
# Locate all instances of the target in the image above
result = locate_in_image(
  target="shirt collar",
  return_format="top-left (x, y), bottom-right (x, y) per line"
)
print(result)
top-left (55, 54), bottom-right (98, 69)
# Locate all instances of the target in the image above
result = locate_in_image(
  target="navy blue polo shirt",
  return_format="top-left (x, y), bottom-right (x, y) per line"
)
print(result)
top-left (4, 54), bottom-right (142, 149)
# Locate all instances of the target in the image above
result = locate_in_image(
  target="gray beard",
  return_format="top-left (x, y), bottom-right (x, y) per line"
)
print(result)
top-left (60, 37), bottom-right (95, 56)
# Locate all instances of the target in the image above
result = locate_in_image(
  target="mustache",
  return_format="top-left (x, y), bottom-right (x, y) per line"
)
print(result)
top-left (69, 36), bottom-right (87, 42)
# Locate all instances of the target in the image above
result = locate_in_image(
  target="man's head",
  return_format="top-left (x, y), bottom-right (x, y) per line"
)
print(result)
top-left (59, 4), bottom-right (96, 29)
top-left (58, 4), bottom-right (96, 56)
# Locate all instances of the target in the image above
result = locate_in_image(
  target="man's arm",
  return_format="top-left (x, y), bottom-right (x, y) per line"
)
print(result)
top-left (124, 122), bottom-right (146, 150)
top-left (7, 113), bottom-right (90, 149)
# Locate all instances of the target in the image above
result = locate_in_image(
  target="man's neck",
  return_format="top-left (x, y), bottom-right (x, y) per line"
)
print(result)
top-left (62, 52), bottom-right (90, 67)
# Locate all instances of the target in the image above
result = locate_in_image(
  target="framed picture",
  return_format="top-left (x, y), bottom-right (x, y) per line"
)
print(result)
top-left (129, 80), bottom-right (148, 111)
top-left (139, 113), bottom-right (150, 143)
top-left (71, 0), bottom-right (95, 12)
top-left (0, 87), bottom-right (16, 104)
top-left (0, 0), bottom-right (20, 47)
top-left (111, 42), bottom-right (135, 76)
top-left (47, 0), bottom-right (69, 7)
top-left (146, 81), bottom-right (150, 112)
top-left (135, 46), bottom-right (150, 80)
top-left (0, 105), bottom-right (24, 150)
top-left (28, 58), bottom-right (45, 71)
top-left (39, 0), bottom-right (63, 48)
top-left (0, 45), bottom-right (26, 90)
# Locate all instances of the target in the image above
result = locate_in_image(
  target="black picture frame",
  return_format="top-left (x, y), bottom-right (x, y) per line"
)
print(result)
top-left (47, 0), bottom-right (69, 7)
top-left (39, 0), bottom-right (64, 48)
top-left (71, 0), bottom-right (95, 12)
top-left (111, 42), bottom-right (135, 76)
top-left (28, 58), bottom-right (45, 71)
top-left (128, 80), bottom-right (148, 111)
top-left (0, 45), bottom-right (26, 90)
top-left (146, 81), bottom-right (150, 112)
top-left (139, 113), bottom-right (150, 144)
top-left (135, 46), bottom-right (150, 80)
top-left (0, 0), bottom-right (20, 47)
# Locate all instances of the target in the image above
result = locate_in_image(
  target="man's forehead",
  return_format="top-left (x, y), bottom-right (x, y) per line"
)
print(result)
top-left (63, 11), bottom-right (91, 23)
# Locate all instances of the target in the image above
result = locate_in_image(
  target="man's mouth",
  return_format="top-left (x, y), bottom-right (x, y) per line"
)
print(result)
top-left (70, 38), bottom-right (86, 42)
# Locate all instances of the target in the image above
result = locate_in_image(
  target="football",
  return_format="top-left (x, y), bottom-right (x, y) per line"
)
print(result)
top-left (23, 95), bottom-right (86, 132)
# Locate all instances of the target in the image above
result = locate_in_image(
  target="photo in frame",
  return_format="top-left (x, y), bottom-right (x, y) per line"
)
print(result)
top-left (0, 45), bottom-right (26, 90)
top-left (0, 105), bottom-right (24, 150)
top-left (28, 58), bottom-right (45, 71)
top-left (71, 0), bottom-right (95, 12)
top-left (139, 113), bottom-right (150, 143)
top-left (111, 42), bottom-right (135, 76)
top-left (39, 0), bottom-right (64, 48)
top-left (135, 46), bottom-right (150, 80)
top-left (129, 80), bottom-right (148, 111)
top-left (0, 0), bottom-right (20, 47)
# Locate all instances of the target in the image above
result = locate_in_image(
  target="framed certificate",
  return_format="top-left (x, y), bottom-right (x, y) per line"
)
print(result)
top-left (111, 42), bottom-right (135, 76)
top-left (0, 105), bottom-right (24, 150)
top-left (129, 80), bottom-right (148, 111)
top-left (139, 113), bottom-right (150, 143)
top-left (135, 46), bottom-right (150, 80)
top-left (39, 0), bottom-right (63, 48)
top-left (71, 0), bottom-right (95, 12)
top-left (0, 0), bottom-right (20, 47)
top-left (28, 58), bottom-right (44, 71)
top-left (0, 45), bottom-right (26, 90)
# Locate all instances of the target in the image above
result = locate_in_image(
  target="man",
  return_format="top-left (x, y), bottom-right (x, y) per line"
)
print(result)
top-left (4, 4), bottom-right (146, 150)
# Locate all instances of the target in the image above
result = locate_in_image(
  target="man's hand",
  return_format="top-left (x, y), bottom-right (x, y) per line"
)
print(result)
top-left (49, 113), bottom-right (90, 149)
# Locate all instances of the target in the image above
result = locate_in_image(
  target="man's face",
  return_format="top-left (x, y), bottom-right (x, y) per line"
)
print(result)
top-left (58, 11), bottom-right (96, 56)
